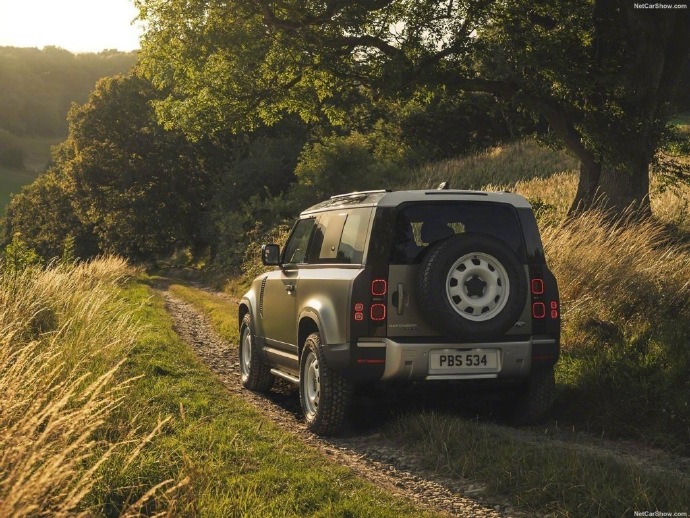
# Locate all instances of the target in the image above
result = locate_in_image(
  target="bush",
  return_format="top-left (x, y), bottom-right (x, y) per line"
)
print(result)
top-left (3, 232), bottom-right (42, 272)
top-left (293, 132), bottom-right (404, 206)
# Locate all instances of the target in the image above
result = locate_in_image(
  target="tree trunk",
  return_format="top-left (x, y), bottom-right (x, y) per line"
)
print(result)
top-left (568, 157), bottom-right (651, 219)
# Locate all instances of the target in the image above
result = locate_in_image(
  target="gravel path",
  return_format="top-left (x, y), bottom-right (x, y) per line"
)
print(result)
top-left (157, 283), bottom-right (690, 517)
top-left (158, 287), bottom-right (515, 518)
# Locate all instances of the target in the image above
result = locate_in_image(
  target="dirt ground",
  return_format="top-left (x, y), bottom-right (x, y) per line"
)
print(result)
top-left (157, 284), bottom-right (689, 518)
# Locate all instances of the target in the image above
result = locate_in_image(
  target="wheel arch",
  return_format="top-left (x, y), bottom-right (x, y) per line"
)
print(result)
top-left (298, 313), bottom-right (321, 359)
top-left (238, 299), bottom-right (252, 331)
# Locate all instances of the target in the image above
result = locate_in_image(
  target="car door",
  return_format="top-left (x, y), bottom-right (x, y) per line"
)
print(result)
top-left (261, 217), bottom-right (315, 365)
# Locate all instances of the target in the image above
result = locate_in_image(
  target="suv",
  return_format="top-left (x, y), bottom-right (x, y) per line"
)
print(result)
top-left (239, 187), bottom-right (560, 435)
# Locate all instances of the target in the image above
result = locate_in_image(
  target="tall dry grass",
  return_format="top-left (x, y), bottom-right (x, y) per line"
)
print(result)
top-left (0, 257), bottom-right (178, 516)
top-left (402, 139), bottom-right (690, 444)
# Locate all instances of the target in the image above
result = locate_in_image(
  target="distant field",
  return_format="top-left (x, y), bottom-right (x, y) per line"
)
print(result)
top-left (0, 136), bottom-right (61, 213)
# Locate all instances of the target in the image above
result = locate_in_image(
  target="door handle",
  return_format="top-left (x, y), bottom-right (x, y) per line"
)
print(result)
top-left (285, 284), bottom-right (295, 293)
top-left (396, 283), bottom-right (405, 315)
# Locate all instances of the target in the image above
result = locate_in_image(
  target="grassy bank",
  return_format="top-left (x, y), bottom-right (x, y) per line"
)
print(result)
top-left (168, 278), bottom-right (690, 517)
top-left (0, 261), bottom-right (443, 515)
top-left (0, 257), bottom-right (177, 516)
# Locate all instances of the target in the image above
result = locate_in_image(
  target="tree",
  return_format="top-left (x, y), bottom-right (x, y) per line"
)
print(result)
top-left (59, 74), bottom-right (214, 260)
top-left (4, 168), bottom-right (96, 260)
top-left (136, 0), bottom-right (690, 217)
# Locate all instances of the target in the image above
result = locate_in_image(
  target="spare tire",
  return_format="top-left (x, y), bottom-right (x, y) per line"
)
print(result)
top-left (417, 233), bottom-right (527, 340)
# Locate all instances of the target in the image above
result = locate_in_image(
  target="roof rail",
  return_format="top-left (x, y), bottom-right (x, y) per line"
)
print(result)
top-left (329, 189), bottom-right (389, 200)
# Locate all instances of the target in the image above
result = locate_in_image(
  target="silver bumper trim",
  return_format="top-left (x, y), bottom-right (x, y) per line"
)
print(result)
top-left (359, 338), bottom-right (538, 381)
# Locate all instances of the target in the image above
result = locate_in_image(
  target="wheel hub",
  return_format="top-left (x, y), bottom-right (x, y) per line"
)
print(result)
top-left (446, 252), bottom-right (511, 322)
top-left (465, 275), bottom-right (488, 298)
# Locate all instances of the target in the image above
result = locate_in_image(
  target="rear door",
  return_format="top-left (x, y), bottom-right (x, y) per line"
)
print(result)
top-left (387, 201), bottom-right (528, 338)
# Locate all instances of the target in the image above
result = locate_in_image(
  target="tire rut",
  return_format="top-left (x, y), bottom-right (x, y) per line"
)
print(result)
top-left (157, 287), bottom-right (515, 518)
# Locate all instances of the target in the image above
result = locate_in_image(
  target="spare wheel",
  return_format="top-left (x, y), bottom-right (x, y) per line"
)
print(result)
top-left (417, 233), bottom-right (526, 340)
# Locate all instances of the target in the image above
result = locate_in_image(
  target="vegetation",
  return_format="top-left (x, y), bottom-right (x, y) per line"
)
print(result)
top-left (1, 4), bottom-right (690, 515)
top-left (0, 46), bottom-right (137, 138)
top-left (137, 0), bottom-right (690, 215)
top-left (386, 412), bottom-right (689, 517)
top-left (0, 257), bottom-right (181, 516)
top-left (0, 47), bottom-right (137, 216)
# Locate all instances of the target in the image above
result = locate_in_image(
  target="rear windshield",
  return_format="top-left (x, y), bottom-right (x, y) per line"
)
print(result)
top-left (390, 202), bottom-right (524, 264)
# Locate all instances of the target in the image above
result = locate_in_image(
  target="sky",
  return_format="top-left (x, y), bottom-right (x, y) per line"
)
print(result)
top-left (0, 0), bottom-right (143, 54)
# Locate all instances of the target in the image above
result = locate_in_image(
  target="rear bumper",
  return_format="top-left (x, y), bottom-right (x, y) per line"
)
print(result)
top-left (355, 337), bottom-right (558, 381)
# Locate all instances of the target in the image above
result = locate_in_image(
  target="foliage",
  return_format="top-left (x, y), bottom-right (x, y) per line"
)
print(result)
top-left (293, 132), bottom-right (405, 205)
top-left (136, 0), bottom-right (690, 214)
top-left (0, 46), bottom-right (137, 138)
top-left (7, 73), bottom-right (221, 262)
top-left (2, 232), bottom-right (41, 272)
top-left (0, 258), bottom-right (183, 516)
top-left (4, 169), bottom-right (95, 260)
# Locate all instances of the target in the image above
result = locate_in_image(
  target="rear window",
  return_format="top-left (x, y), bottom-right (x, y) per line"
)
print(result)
top-left (390, 202), bottom-right (524, 264)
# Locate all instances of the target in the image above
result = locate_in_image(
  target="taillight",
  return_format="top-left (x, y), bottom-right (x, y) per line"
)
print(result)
top-left (530, 276), bottom-right (559, 320)
top-left (532, 302), bottom-right (546, 319)
top-left (550, 301), bottom-right (559, 319)
top-left (531, 278), bottom-right (544, 295)
top-left (371, 279), bottom-right (387, 296)
top-left (352, 276), bottom-right (388, 326)
top-left (370, 303), bottom-right (386, 321)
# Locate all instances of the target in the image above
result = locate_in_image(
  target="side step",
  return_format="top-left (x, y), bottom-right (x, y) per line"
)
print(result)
top-left (270, 368), bottom-right (299, 385)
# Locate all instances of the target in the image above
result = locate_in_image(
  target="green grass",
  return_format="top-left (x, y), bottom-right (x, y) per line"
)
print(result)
top-left (95, 276), bottom-right (442, 517)
top-left (158, 277), bottom-right (690, 517)
top-left (385, 412), bottom-right (690, 517)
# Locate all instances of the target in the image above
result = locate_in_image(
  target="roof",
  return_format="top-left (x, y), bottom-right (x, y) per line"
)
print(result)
top-left (300, 189), bottom-right (532, 215)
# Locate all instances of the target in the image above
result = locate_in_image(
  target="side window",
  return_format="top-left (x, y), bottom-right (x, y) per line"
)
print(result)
top-left (282, 218), bottom-right (315, 264)
top-left (337, 208), bottom-right (372, 264)
top-left (310, 212), bottom-right (348, 263)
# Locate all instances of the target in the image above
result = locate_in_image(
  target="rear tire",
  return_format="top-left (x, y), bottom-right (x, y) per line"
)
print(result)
top-left (299, 332), bottom-right (353, 436)
top-left (239, 313), bottom-right (274, 392)
top-left (511, 366), bottom-right (555, 425)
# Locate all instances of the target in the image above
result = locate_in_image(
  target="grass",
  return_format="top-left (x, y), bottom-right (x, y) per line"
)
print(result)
top-left (385, 412), bottom-right (690, 517)
top-left (0, 257), bottom-right (181, 516)
top-left (166, 277), bottom-right (690, 517)
top-left (104, 275), bottom-right (442, 517)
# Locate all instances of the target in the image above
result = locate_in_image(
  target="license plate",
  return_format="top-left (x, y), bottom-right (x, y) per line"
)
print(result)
top-left (429, 349), bottom-right (499, 374)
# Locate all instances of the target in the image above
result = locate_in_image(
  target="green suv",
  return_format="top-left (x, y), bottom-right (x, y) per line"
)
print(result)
top-left (239, 187), bottom-right (560, 435)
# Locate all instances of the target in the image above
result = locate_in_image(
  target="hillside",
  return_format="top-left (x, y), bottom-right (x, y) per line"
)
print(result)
top-left (0, 47), bottom-right (137, 214)
top-left (0, 135), bottom-right (61, 211)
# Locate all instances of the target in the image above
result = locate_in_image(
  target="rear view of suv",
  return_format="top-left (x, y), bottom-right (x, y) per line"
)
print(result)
top-left (239, 187), bottom-right (560, 435)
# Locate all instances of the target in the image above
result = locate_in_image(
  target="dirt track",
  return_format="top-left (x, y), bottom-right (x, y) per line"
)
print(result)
top-left (156, 283), bottom-right (689, 517)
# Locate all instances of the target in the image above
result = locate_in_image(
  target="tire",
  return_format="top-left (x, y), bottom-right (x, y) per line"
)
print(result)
top-left (239, 313), bottom-right (274, 392)
top-left (511, 366), bottom-right (555, 425)
top-left (417, 233), bottom-right (527, 340)
top-left (299, 332), bottom-right (353, 436)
